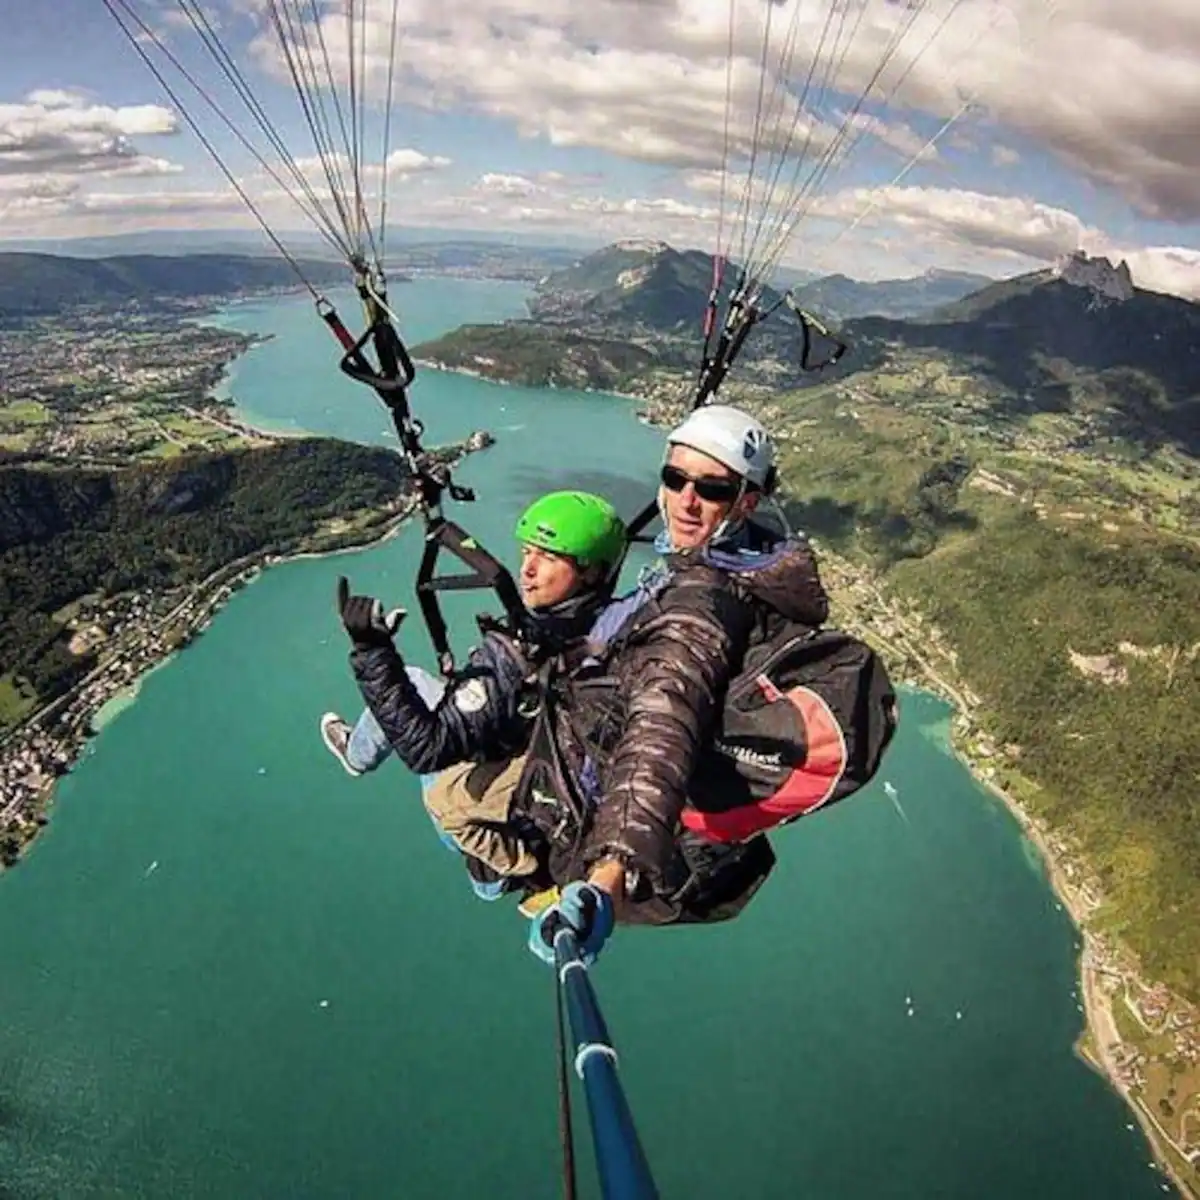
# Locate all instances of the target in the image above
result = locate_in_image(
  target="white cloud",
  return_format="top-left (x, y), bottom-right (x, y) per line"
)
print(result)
top-left (288, 147), bottom-right (449, 187)
top-left (477, 172), bottom-right (540, 196)
top-left (1118, 245), bottom-right (1200, 301)
top-left (245, 0), bottom-right (943, 173)
top-left (75, 189), bottom-right (244, 216)
top-left (248, 0), bottom-right (1200, 223)
top-left (24, 89), bottom-right (87, 109)
top-left (384, 148), bottom-right (451, 175)
top-left (972, 0), bottom-right (1200, 220)
top-left (842, 113), bottom-right (939, 165)
top-left (0, 177), bottom-right (245, 231)
top-left (812, 185), bottom-right (1094, 262)
top-left (159, 4), bottom-right (226, 34)
top-left (0, 92), bottom-right (179, 179)
top-left (0, 175), bottom-right (77, 220)
top-left (990, 144), bottom-right (1020, 167)
top-left (803, 184), bottom-right (1200, 299)
top-left (569, 195), bottom-right (716, 220)
top-left (0, 90), bottom-right (194, 233)
top-left (414, 176), bottom-right (720, 246)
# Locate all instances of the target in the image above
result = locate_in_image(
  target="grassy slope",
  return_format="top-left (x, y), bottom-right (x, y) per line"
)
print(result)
top-left (770, 363), bottom-right (1200, 997)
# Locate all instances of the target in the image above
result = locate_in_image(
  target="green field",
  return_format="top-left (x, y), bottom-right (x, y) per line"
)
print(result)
top-left (0, 396), bottom-right (250, 462)
top-left (762, 358), bottom-right (1200, 1000)
top-left (0, 400), bottom-right (51, 425)
top-left (0, 674), bottom-right (38, 727)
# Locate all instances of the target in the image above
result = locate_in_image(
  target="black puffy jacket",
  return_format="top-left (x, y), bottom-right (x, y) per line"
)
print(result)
top-left (513, 528), bottom-right (830, 919)
top-left (350, 629), bottom-right (535, 775)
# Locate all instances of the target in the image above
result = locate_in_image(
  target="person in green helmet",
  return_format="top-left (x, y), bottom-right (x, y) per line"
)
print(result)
top-left (322, 490), bottom-right (627, 898)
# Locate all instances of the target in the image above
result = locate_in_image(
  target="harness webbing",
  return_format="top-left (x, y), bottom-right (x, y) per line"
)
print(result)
top-left (318, 276), bottom-right (525, 675)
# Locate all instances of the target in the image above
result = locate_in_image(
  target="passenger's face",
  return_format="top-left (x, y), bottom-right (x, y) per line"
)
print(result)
top-left (518, 544), bottom-right (587, 609)
top-left (659, 445), bottom-right (750, 550)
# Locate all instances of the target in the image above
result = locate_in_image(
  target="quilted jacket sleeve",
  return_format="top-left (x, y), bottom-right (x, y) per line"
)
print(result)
top-left (584, 573), bottom-right (754, 892)
top-left (349, 633), bottom-right (531, 774)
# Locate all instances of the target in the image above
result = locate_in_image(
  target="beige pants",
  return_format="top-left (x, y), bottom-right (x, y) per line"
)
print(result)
top-left (422, 754), bottom-right (539, 877)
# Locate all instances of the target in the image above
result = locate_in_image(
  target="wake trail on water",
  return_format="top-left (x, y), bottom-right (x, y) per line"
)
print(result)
top-left (884, 781), bottom-right (910, 825)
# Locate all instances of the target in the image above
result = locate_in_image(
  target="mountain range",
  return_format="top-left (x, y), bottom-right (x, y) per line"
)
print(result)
top-left (851, 272), bottom-right (1200, 454)
top-left (0, 240), bottom-right (992, 325)
top-left (793, 268), bottom-right (994, 320)
top-left (529, 240), bottom-right (782, 329)
top-left (0, 226), bottom-right (601, 261)
top-left (530, 240), bottom-right (994, 326)
top-left (515, 240), bottom-right (1199, 455)
top-left (0, 253), bottom-right (357, 318)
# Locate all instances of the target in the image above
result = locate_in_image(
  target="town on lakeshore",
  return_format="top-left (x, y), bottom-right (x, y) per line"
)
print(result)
top-left (0, 308), bottom-right (272, 463)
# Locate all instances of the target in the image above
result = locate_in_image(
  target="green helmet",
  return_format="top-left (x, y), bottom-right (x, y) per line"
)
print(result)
top-left (514, 491), bottom-right (627, 571)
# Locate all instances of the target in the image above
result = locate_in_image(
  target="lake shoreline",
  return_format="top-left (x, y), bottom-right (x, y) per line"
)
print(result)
top-left (415, 353), bottom-right (1199, 1196)
top-left (0, 495), bottom-right (423, 870)
top-left (827, 564), bottom-right (1198, 1198)
top-left (0, 369), bottom-right (496, 872)
top-left (966, 759), bottom-right (1194, 1199)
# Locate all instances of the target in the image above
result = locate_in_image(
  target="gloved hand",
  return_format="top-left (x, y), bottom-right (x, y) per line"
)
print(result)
top-left (336, 576), bottom-right (406, 649)
top-left (528, 881), bottom-right (615, 967)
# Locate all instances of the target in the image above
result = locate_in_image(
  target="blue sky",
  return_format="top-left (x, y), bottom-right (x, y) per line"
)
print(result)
top-left (3, 0), bottom-right (1199, 298)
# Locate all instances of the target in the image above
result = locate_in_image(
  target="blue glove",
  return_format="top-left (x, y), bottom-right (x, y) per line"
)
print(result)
top-left (528, 881), bottom-right (615, 967)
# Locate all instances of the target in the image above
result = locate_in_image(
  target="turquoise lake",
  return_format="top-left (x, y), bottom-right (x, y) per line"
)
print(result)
top-left (0, 277), bottom-right (1170, 1198)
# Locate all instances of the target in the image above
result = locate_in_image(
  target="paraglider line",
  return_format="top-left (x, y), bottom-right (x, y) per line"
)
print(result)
top-left (378, 0), bottom-right (402, 265)
top-left (174, 0), bottom-right (353, 257)
top-left (265, 0), bottom-right (360, 254)
top-left (101, 0), bottom-right (327, 292)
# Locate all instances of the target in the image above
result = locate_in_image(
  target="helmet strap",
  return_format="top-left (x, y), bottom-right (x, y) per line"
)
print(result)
top-left (708, 477), bottom-right (749, 547)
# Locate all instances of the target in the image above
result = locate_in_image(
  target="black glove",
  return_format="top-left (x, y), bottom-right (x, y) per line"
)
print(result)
top-left (336, 576), bottom-right (406, 649)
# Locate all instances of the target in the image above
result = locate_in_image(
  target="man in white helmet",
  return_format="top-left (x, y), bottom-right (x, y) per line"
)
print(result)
top-left (521, 403), bottom-right (831, 958)
top-left (655, 403), bottom-right (777, 550)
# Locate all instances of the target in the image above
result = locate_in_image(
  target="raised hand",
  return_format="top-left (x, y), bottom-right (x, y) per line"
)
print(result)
top-left (336, 575), bottom-right (406, 648)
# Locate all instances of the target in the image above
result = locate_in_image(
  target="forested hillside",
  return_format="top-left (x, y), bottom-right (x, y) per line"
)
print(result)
top-left (0, 440), bottom-right (409, 708)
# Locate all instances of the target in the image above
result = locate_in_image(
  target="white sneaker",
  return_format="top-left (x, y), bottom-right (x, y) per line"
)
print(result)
top-left (320, 712), bottom-right (362, 777)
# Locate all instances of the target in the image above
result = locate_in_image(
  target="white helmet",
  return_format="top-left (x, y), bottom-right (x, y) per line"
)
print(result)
top-left (666, 404), bottom-right (776, 490)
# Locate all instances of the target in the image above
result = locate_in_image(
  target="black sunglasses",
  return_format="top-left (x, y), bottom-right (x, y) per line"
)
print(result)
top-left (660, 463), bottom-right (743, 504)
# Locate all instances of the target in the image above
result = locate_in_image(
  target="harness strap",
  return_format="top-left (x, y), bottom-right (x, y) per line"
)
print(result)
top-left (784, 296), bottom-right (848, 372)
top-left (416, 519), bottom-right (525, 676)
top-left (318, 291), bottom-right (525, 675)
top-left (625, 497), bottom-right (660, 545)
